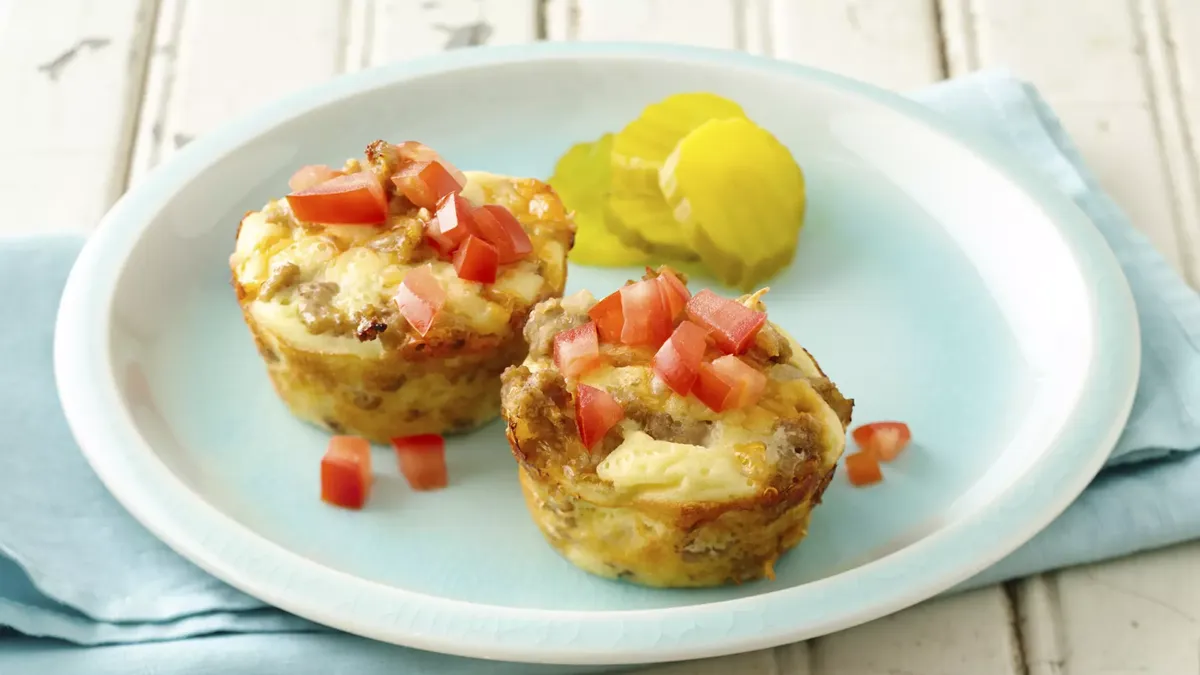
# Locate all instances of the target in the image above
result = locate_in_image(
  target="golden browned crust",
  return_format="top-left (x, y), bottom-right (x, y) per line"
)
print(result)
top-left (516, 464), bottom-right (833, 587)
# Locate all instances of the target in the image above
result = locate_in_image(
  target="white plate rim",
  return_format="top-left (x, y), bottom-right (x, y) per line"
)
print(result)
top-left (54, 42), bottom-right (1140, 665)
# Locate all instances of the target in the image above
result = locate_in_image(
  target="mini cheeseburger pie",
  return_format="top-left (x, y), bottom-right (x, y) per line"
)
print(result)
top-left (500, 268), bottom-right (853, 587)
top-left (230, 141), bottom-right (575, 442)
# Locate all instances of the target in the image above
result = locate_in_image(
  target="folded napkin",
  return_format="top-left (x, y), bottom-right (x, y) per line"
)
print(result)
top-left (2, 69), bottom-right (1199, 673)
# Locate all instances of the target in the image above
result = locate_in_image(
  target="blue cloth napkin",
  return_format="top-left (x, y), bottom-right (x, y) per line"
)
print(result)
top-left (2, 69), bottom-right (1199, 673)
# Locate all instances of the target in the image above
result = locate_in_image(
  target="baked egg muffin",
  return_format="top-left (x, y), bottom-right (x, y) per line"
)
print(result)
top-left (230, 141), bottom-right (575, 442)
top-left (500, 267), bottom-right (853, 587)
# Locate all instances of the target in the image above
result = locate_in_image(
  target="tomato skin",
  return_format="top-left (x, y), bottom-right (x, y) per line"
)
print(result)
top-left (394, 265), bottom-right (446, 336)
top-left (289, 164), bottom-right (344, 192)
top-left (392, 161), bottom-right (462, 210)
top-left (435, 194), bottom-right (479, 247)
top-left (692, 362), bottom-right (737, 412)
top-left (287, 172), bottom-right (388, 225)
top-left (394, 141), bottom-right (468, 186)
top-left (575, 384), bottom-right (624, 450)
top-left (423, 218), bottom-right (457, 258)
top-left (391, 434), bottom-right (448, 491)
top-left (852, 421), bottom-right (912, 461)
top-left (472, 204), bottom-right (533, 264)
top-left (684, 290), bottom-right (767, 355)
top-left (618, 279), bottom-right (673, 346)
top-left (655, 269), bottom-right (691, 319)
top-left (588, 291), bottom-right (625, 343)
top-left (653, 320), bottom-right (708, 395)
top-left (710, 355), bottom-right (767, 409)
top-left (554, 322), bottom-right (603, 378)
top-left (321, 436), bottom-right (373, 509)
top-left (845, 452), bottom-right (883, 486)
top-left (452, 235), bottom-right (499, 284)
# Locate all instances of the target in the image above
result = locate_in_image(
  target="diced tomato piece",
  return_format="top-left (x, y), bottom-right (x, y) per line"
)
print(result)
top-left (472, 204), bottom-right (533, 264)
top-left (395, 265), bottom-right (446, 336)
top-left (554, 322), bottom-right (603, 378)
top-left (423, 218), bottom-right (457, 258)
top-left (453, 235), bottom-right (499, 284)
top-left (390, 434), bottom-right (449, 491)
top-left (845, 452), bottom-right (884, 487)
top-left (653, 321), bottom-right (708, 395)
top-left (690, 355), bottom-right (766, 412)
top-left (287, 172), bottom-right (388, 225)
top-left (655, 269), bottom-right (691, 319)
top-left (618, 279), bottom-right (673, 346)
top-left (392, 161), bottom-right (462, 211)
top-left (435, 194), bottom-right (479, 247)
top-left (588, 291), bottom-right (625, 343)
top-left (852, 421), bottom-right (912, 461)
top-left (710, 355), bottom-right (767, 409)
top-left (684, 290), bottom-right (767, 355)
top-left (394, 141), bottom-right (467, 186)
top-left (575, 384), bottom-right (624, 451)
top-left (692, 362), bottom-right (738, 412)
top-left (321, 436), bottom-right (373, 509)
top-left (288, 164), bottom-right (344, 192)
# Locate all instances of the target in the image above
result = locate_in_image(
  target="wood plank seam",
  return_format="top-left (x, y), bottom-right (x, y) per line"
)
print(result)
top-left (344, 0), bottom-right (372, 73)
top-left (1128, 0), bottom-right (1197, 282)
top-left (124, 0), bottom-right (180, 187)
top-left (1145, 0), bottom-right (1200, 286)
top-left (113, 0), bottom-right (163, 197)
top-left (935, 0), bottom-right (980, 77)
top-left (1002, 582), bottom-right (1033, 675)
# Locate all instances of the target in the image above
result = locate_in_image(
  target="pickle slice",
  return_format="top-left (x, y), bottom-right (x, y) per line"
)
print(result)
top-left (549, 134), bottom-right (651, 267)
top-left (608, 93), bottom-right (746, 258)
top-left (660, 117), bottom-right (806, 290)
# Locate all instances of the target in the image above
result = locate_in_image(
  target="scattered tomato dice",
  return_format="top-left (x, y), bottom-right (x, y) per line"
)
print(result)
top-left (618, 279), bottom-right (673, 347)
top-left (554, 322), bottom-right (603, 378)
top-left (288, 164), bottom-right (344, 192)
top-left (575, 384), bottom-right (624, 450)
top-left (655, 269), bottom-right (691, 320)
top-left (685, 289), bottom-right (767, 355)
top-left (287, 172), bottom-right (388, 225)
top-left (692, 362), bottom-right (738, 412)
top-left (392, 161), bottom-right (462, 211)
top-left (588, 291), bottom-right (625, 343)
top-left (391, 434), bottom-right (449, 491)
top-left (321, 436), bottom-right (373, 509)
top-left (852, 421), bottom-right (912, 461)
top-left (435, 194), bottom-right (479, 247)
top-left (472, 204), bottom-right (533, 264)
top-left (653, 321), bottom-right (708, 395)
top-left (845, 452), bottom-right (883, 487)
top-left (395, 265), bottom-right (446, 336)
top-left (453, 235), bottom-right (499, 284)
top-left (709, 355), bottom-right (767, 409)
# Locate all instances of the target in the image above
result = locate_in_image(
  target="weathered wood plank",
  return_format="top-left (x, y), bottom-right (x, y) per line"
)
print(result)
top-left (0, 0), bottom-right (157, 234)
top-left (546, 0), bottom-right (740, 48)
top-left (1158, 0), bottom-right (1200, 286)
top-left (368, 0), bottom-right (537, 64)
top-left (942, 0), bottom-right (1187, 274)
top-left (803, 589), bottom-right (1024, 675)
top-left (766, 0), bottom-right (943, 91)
top-left (1051, 542), bottom-right (1200, 675)
top-left (127, 0), bottom-right (344, 182)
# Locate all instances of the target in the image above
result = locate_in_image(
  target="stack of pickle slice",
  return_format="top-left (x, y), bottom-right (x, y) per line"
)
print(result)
top-left (549, 92), bottom-right (806, 291)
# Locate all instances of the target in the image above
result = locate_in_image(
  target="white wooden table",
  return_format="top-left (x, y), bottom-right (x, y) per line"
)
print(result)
top-left (4, 1), bottom-right (1199, 672)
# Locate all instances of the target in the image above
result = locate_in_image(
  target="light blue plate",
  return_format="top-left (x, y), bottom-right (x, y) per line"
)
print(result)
top-left (54, 43), bottom-right (1138, 665)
